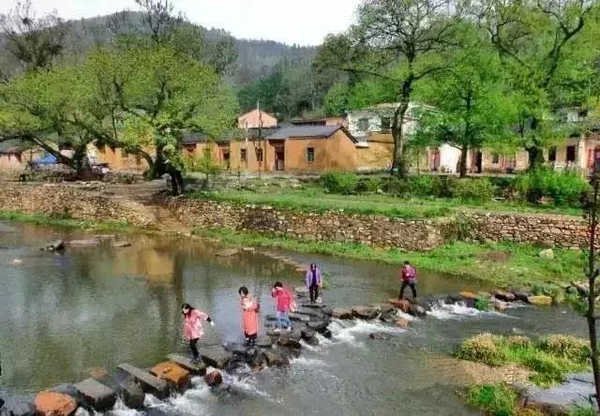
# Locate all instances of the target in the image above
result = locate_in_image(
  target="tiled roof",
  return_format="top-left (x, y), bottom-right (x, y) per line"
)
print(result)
top-left (266, 125), bottom-right (343, 140)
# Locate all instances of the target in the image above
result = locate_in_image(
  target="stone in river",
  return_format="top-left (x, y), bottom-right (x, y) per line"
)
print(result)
top-left (408, 304), bottom-right (426, 317)
top-left (216, 248), bottom-right (239, 257)
top-left (528, 295), bottom-right (552, 306)
top-left (261, 350), bottom-right (289, 367)
top-left (204, 369), bottom-right (223, 387)
top-left (331, 308), bottom-right (353, 320)
top-left (369, 333), bottom-right (391, 341)
top-left (289, 313), bottom-right (310, 323)
top-left (112, 241), bottom-right (131, 248)
top-left (276, 336), bottom-right (302, 349)
top-left (294, 286), bottom-right (309, 297)
top-left (73, 378), bottom-right (116, 412)
top-left (166, 354), bottom-right (207, 375)
top-left (34, 391), bottom-right (77, 416)
top-left (116, 364), bottom-right (168, 400)
top-left (150, 362), bottom-right (191, 393)
top-left (199, 347), bottom-right (233, 369)
top-left (388, 299), bottom-right (411, 313)
top-left (255, 337), bottom-right (273, 348)
top-left (395, 318), bottom-right (411, 329)
top-left (492, 290), bottom-right (516, 302)
top-left (510, 288), bottom-right (531, 303)
top-left (307, 320), bottom-right (328, 331)
top-left (41, 240), bottom-right (65, 252)
top-left (118, 379), bottom-right (145, 409)
top-left (522, 373), bottom-right (595, 414)
top-left (351, 306), bottom-right (379, 320)
top-left (67, 239), bottom-right (100, 247)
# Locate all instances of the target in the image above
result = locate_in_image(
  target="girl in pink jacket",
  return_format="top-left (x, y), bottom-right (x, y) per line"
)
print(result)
top-left (271, 281), bottom-right (293, 332)
top-left (181, 303), bottom-right (213, 363)
top-left (239, 286), bottom-right (259, 346)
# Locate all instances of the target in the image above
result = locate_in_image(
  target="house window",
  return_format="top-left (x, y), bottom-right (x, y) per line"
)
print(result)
top-left (184, 144), bottom-right (196, 154)
top-left (240, 149), bottom-right (247, 162)
top-left (256, 148), bottom-right (263, 162)
top-left (491, 152), bottom-right (500, 164)
top-left (357, 118), bottom-right (369, 132)
top-left (548, 146), bottom-right (557, 162)
top-left (567, 145), bottom-right (576, 162)
top-left (306, 147), bottom-right (315, 163)
top-left (381, 117), bottom-right (391, 132)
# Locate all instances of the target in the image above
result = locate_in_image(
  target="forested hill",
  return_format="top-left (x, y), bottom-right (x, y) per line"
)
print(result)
top-left (0, 10), bottom-right (316, 87)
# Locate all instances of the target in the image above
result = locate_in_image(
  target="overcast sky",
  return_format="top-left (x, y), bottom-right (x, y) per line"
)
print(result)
top-left (0, 0), bottom-right (362, 45)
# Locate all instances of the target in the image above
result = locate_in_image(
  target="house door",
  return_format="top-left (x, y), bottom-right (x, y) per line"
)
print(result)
top-left (430, 149), bottom-right (441, 171)
top-left (472, 151), bottom-right (483, 173)
top-left (274, 144), bottom-right (285, 171)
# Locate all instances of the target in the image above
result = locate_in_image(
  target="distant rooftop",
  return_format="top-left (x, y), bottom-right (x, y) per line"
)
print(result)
top-left (267, 125), bottom-right (344, 140)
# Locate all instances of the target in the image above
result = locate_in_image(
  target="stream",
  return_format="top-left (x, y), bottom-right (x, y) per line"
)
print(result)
top-left (0, 221), bottom-right (587, 415)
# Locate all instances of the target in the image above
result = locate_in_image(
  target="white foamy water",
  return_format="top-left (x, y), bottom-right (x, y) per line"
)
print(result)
top-left (427, 301), bottom-right (515, 320)
top-left (327, 319), bottom-right (406, 347)
top-left (292, 356), bottom-right (328, 367)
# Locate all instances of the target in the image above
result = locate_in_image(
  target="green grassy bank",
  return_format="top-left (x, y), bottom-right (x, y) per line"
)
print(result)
top-left (193, 227), bottom-right (584, 289)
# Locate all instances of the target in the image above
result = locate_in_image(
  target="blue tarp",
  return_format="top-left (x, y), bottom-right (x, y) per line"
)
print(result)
top-left (31, 155), bottom-right (57, 165)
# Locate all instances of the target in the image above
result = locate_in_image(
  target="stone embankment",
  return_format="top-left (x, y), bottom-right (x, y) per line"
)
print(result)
top-left (0, 182), bottom-right (594, 250)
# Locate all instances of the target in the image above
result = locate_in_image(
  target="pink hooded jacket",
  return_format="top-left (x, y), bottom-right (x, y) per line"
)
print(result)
top-left (183, 309), bottom-right (209, 340)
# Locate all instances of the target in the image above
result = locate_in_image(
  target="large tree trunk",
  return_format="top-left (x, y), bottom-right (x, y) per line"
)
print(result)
top-left (391, 78), bottom-right (414, 178)
top-left (459, 145), bottom-right (469, 178)
top-left (526, 145), bottom-right (545, 171)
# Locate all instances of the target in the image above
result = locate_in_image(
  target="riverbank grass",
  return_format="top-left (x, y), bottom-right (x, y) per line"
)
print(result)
top-left (193, 227), bottom-right (584, 288)
top-left (457, 334), bottom-right (590, 387)
top-left (467, 383), bottom-right (519, 416)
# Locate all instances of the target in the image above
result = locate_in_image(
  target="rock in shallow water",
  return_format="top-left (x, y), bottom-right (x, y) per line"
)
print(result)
top-left (331, 308), bottom-right (353, 320)
top-left (34, 391), bottom-right (77, 416)
top-left (351, 306), bottom-right (379, 320)
top-left (73, 378), bottom-right (116, 412)
top-left (204, 370), bottom-right (223, 387)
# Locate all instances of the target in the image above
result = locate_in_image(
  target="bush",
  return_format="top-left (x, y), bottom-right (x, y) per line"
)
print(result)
top-left (452, 178), bottom-right (495, 202)
top-left (525, 354), bottom-right (570, 386)
top-left (356, 177), bottom-right (383, 193)
top-left (512, 168), bottom-right (590, 206)
top-left (467, 384), bottom-right (517, 416)
top-left (457, 333), bottom-right (506, 366)
top-left (321, 172), bottom-right (359, 194)
top-left (474, 297), bottom-right (490, 311)
top-left (536, 335), bottom-right (589, 363)
top-left (505, 336), bottom-right (532, 350)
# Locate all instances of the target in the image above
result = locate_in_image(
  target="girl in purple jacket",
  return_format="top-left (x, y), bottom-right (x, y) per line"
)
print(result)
top-left (305, 263), bottom-right (323, 303)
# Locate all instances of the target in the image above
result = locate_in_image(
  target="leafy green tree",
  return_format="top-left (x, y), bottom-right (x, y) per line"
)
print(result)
top-left (478, 0), bottom-right (599, 169)
top-left (415, 41), bottom-right (517, 177)
top-left (323, 83), bottom-right (349, 116)
top-left (316, 0), bottom-right (464, 177)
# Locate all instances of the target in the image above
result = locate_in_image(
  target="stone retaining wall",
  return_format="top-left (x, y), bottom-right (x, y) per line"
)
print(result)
top-left (0, 183), bottom-right (593, 250)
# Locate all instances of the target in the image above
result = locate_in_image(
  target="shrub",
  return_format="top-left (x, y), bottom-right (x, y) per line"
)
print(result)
top-left (474, 297), bottom-right (490, 311)
top-left (321, 172), bottom-right (359, 194)
top-left (505, 336), bottom-right (532, 350)
top-left (457, 333), bottom-right (506, 366)
top-left (536, 335), bottom-right (589, 363)
top-left (356, 177), bottom-right (383, 194)
top-left (525, 354), bottom-right (570, 386)
top-left (383, 177), bottom-right (411, 196)
top-left (451, 178), bottom-right (495, 202)
top-left (512, 168), bottom-right (590, 206)
top-left (407, 175), bottom-right (439, 197)
top-left (467, 384), bottom-right (517, 416)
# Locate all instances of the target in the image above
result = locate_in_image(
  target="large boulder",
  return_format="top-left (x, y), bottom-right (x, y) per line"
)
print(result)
top-left (34, 391), bottom-right (77, 416)
top-left (276, 336), bottom-right (302, 349)
top-left (528, 295), bottom-right (553, 307)
top-left (331, 308), bottom-right (353, 320)
top-left (150, 362), bottom-right (191, 393)
top-left (388, 299), bottom-right (411, 314)
top-left (307, 320), bottom-right (329, 331)
top-left (73, 378), bottom-right (116, 412)
top-left (351, 306), bottom-right (379, 320)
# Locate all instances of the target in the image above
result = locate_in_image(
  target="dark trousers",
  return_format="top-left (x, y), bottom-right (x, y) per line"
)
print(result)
top-left (399, 281), bottom-right (417, 300)
top-left (310, 284), bottom-right (319, 303)
top-left (245, 332), bottom-right (257, 346)
top-left (189, 338), bottom-right (199, 359)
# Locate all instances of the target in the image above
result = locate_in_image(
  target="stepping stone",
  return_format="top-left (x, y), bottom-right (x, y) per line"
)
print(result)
top-left (352, 306), bottom-right (379, 320)
top-left (307, 320), bottom-right (328, 330)
top-left (289, 313), bottom-right (310, 323)
top-left (34, 391), bottom-right (77, 416)
top-left (199, 347), bottom-right (233, 369)
top-left (73, 378), bottom-right (116, 412)
top-left (295, 308), bottom-right (323, 318)
top-left (117, 364), bottom-right (168, 400)
top-left (261, 350), bottom-right (289, 367)
top-left (255, 336), bottom-right (273, 348)
top-left (117, 379), bottom-right (144, 410)
top-left (150, 362), bottom-right (191, 393)
top-left (276, 336), bottom-right (302, 349)
top-left (301, 327), bottom-right (317, 340)
top-left (166, 354), bottom-right (207, 375)
top-left (301, 303), bottom-right (327, 309)
top-left (331, 308), bottom-right (353, 319)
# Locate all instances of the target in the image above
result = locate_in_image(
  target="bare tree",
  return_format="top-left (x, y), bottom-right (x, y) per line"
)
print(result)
top-left (134, 0), bottom-right (180, 45)
top-left (0, 0), bottom-right (65, 75)
top-left (316, 0), bottom-right (463, 177)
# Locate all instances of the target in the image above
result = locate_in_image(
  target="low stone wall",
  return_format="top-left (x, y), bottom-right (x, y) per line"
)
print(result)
top-left (0, 183), bottom-right (593, 250)
top-left (0, 183), bottom-right (155, 226)
top-left (463, 212), bottom-right (589, 249)
top-left (164, 197), bottom-right (447, 251)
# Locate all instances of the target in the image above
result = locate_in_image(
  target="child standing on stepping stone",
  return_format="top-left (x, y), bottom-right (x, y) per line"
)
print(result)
top-left (271, 282), bottom-right (293, 332)
top-left (239, 286), bottom-right (259, 346)
top-left (181, 303), bottom-right (214, 363)
top-left (305, 263), bottom-right (323, 304)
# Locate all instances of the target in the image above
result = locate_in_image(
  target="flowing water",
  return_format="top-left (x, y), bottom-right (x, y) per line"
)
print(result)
top-left (0, 221), bottom-right (587, 415)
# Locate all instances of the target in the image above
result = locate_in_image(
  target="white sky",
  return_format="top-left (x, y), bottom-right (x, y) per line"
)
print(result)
top-left (0, 0), bottom-right (362, 45)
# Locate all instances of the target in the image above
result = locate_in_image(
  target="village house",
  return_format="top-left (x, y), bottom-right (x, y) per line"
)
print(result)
top-left (0, 141), bottom-right (40, 176)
